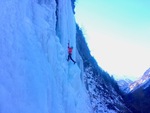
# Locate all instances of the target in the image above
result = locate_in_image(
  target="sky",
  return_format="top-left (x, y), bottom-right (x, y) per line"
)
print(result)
top-left (75, 0), bottom-right (150, 81)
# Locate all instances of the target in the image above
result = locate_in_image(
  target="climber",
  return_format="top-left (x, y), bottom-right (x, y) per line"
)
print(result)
top-left (67, 42), bottom-right (76, 64)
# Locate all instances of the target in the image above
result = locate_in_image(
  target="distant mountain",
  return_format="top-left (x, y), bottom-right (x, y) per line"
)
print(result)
top-left (117, 68), bottom-right (150, 94)
top-left (117, 79), bottom-right (133, 93)
top-left (129, 68), bottom-right (150, 92)
top-left (124, 68), bottom-right (150, 113)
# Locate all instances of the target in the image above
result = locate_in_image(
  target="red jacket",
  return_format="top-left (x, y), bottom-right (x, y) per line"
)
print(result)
top-left (68, 43), bottom-right (73, 54)
top-left (68, 47), bottom-right (73, 54)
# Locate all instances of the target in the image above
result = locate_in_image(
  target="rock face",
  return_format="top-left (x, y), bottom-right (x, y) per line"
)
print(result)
top-left (125, 68), bottom-right (150, 113)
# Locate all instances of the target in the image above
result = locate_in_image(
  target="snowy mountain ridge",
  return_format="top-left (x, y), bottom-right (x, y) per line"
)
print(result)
top-left (129, 68), bottom-right (150, 92)
top-left (117, 68), bottom-right (150, 94)
top-left (124, 68), bottom-right (150, 113)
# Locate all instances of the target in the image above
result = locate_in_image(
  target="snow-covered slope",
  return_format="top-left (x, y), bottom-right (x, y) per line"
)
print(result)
top-left (76, 25), bottom-right (132, 113)
top-left (0, 0), bottom-right (92, 113)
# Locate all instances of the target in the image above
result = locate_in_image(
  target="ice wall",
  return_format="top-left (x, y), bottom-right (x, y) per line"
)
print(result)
top-left (0, 0), bottom-right (91, 113)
